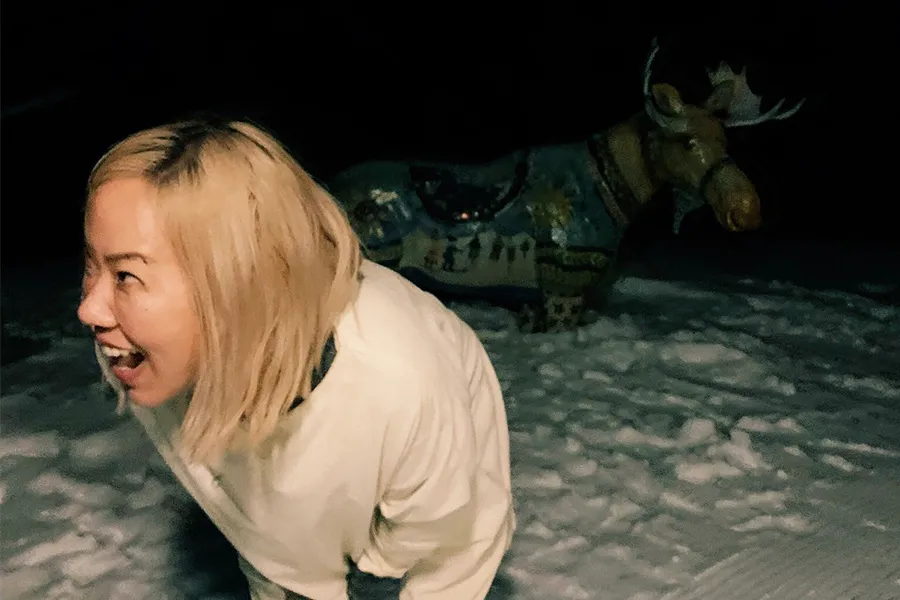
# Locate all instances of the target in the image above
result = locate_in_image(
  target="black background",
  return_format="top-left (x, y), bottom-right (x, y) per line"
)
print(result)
top-left (1, 1), bottom-right (894, 268)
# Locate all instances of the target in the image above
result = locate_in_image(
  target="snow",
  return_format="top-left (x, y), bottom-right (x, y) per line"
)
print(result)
top-left (2, 237), bottom-right (899, 599)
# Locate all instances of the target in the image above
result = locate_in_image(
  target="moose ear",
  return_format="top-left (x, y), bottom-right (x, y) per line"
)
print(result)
top-left (651, 83), bottom-right (686, 116)
top-left (705, 80), bottom-right (736, 113)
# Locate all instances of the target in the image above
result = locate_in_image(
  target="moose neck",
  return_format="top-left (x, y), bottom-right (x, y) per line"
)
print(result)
top-left (587, 113), bottom-right (668, 230)
top-left (604, 113), bottom-right (665, 209)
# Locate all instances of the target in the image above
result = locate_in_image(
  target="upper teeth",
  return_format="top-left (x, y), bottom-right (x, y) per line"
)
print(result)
top-left (100, 345), bottom-right (137, 357)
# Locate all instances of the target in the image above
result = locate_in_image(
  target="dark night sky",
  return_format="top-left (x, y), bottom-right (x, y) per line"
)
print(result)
top-left (1, 2), bottom-right (894, 269)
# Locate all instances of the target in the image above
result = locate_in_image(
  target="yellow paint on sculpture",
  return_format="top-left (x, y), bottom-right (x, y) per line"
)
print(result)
top-left (529, 184), bottom-right (573, 230)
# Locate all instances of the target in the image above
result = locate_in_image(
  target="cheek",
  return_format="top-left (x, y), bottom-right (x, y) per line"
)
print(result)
top-left (664, 146), bottom-right (703, 182)
top-left (144, 306), bottom-right (201, 387)
top-left (160, 302), bottom-right (201, 358)
top-left (117, 289), bottom-right (199, 351)
top-left (145, 274), bottom-right (201, 372)
top-left (686, 154), bottom-right (724, 189)
top-left (172, 299), bottom-right (202, 368)
top-left (179, 313), bottom-right (202, 368)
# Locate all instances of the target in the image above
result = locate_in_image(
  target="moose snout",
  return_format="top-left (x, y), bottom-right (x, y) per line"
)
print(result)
top-left (725, 203), bottom-right (762, 231)
top-left (715, 190), bottom-right (762, 232)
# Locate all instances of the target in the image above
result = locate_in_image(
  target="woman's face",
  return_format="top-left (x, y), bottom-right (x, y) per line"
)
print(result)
top-left (78, 177), bottom-right (201, 408)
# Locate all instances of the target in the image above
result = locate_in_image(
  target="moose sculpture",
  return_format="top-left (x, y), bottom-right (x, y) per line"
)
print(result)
top-left (327, 38), bottom-right (804, 332)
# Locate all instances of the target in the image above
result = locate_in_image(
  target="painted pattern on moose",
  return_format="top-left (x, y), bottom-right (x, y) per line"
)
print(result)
top-left (328, 39), bottom-right (804, 332)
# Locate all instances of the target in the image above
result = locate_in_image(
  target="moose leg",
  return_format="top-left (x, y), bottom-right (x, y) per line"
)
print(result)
top-left (518, 289), bottom-right (588, 333)
top-left (519, 245), bottom-right (612, 333)
top-left (517, 287), bottom-right (587, 334)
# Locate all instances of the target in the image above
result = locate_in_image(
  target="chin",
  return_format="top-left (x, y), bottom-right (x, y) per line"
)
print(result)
top-left (127, 387), bottom-right (180, 408)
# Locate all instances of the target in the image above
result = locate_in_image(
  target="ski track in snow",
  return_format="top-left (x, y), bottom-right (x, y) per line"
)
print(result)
top-left (2, 242), bottom-right (899, 599)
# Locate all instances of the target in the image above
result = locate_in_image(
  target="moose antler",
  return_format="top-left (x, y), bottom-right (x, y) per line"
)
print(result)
top-left (642, 37), bottom-right (662, 100)
top-left (707, 62), bottom-right (805, 127)
top-left (642, 37), bottom-right (691, 132)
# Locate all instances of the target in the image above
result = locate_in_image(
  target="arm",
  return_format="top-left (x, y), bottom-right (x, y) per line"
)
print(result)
top-left (354, 381), bottom-right (478, 588)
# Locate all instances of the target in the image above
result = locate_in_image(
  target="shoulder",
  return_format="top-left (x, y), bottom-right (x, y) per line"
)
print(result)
top-left (336, 261), bottom-right (468, 369)
top-left (290, 260), bottom-right (474, 424)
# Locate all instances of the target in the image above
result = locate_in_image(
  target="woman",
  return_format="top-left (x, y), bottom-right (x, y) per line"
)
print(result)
top-left (77, 117), bottom-right (515, 599)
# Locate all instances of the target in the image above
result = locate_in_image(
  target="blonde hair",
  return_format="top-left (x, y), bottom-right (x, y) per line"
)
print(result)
top-left (87, 117), bottom-right (362, 464)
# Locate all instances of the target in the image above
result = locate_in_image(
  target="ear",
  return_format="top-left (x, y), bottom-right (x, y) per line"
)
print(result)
top-left (651, 83), bottom-right (686, 116)
top-left (705, 80), bottom-right (735, 113)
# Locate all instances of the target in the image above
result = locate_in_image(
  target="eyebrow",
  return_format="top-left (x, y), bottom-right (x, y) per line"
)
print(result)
top-left (106, 252), bottom-right (151, 264)
top-left (84, 244), bottom-right (151, 265)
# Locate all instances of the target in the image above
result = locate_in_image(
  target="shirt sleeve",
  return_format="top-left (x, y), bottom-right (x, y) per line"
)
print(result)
top-left (354, 379), bottom-right (478, 582)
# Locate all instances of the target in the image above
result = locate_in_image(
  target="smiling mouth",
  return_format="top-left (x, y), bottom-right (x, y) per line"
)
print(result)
top-left (100, 345), bottom-right (146, 369)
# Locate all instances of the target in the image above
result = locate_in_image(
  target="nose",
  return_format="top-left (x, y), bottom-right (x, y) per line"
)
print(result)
top-left (720, 192), bottom-right (762, 232)
top-left (77, 277), bottom-right (116, 331)
top-left (725, 204), bottom-right (762, 232)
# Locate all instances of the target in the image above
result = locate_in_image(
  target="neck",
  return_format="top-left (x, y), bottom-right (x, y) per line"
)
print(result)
top-left (587, 113), bottom-right (667, 228)
top-left (605, 113), bottom-right (665, 207)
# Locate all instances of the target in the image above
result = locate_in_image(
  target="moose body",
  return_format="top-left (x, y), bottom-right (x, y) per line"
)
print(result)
top-left (328, 39), bottom-right (804, 332)
top-left (331, 126), bottom-right (657, 319)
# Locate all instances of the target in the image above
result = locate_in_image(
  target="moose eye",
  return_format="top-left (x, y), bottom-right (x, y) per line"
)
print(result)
top-left (681, 137), bottom-right (699, 151)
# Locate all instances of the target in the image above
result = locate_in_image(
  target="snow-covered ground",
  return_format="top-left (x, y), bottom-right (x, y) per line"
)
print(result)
top-left (2, 237), bottom-right (899, 599)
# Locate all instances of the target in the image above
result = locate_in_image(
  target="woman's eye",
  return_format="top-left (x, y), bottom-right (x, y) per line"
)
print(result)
top-left (115, 271), bottom-right (137, 285)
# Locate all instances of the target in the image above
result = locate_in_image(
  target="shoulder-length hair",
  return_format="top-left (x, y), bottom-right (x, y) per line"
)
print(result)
top-left (87, 117), bottom-right (362, 464)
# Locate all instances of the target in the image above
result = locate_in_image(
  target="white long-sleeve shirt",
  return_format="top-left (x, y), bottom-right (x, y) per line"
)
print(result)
top-left (130, 260), bottom-right (516, 599)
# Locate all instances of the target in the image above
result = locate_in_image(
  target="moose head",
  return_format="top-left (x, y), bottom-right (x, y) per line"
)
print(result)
top-left (642, 38), bottom-right (805, 232)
